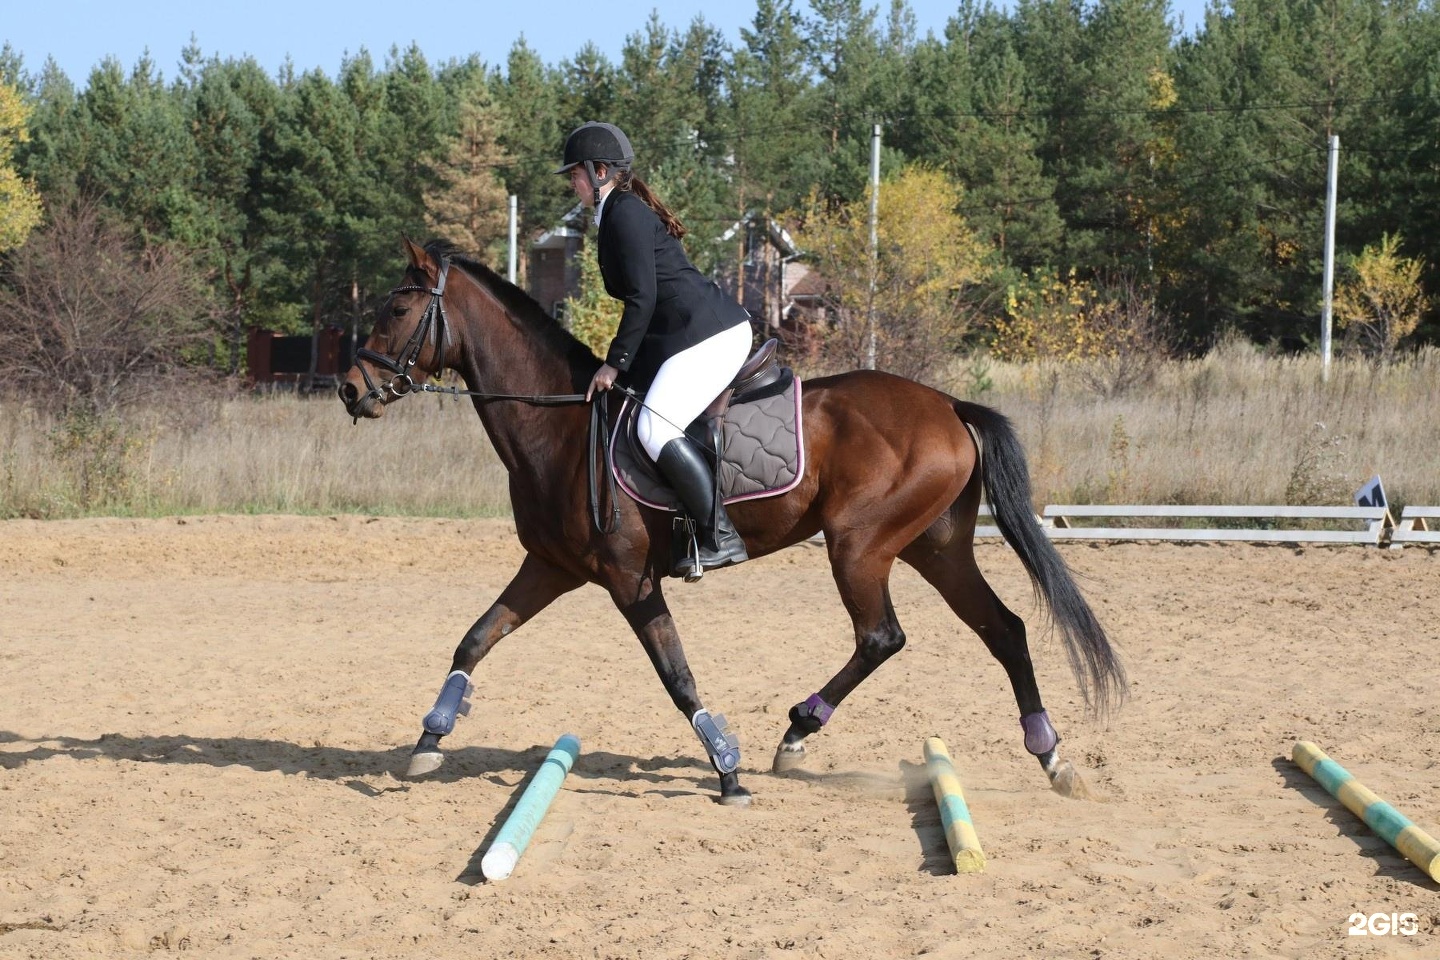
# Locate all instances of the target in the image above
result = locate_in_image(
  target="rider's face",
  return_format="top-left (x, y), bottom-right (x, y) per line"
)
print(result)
top-left (568, 163), bottom-right (607, 206)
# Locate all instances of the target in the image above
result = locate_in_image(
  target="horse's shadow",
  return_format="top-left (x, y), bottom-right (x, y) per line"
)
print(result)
top-left (1, 729), bottom-right (719, 887)
top-left (775, 758), bottom-right (956, 875)
top-left (1270, 756), bottom-right (1439, 889)
top-left (0, 729), bottom-right (712, 794)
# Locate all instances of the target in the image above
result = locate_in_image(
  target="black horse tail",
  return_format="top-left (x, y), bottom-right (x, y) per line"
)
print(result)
top-left (956, 401), bottom-right (1128, 717)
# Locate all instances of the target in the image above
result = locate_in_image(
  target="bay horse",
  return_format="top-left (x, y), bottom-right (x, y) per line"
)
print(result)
top-left (339, 238), bottom-right (1126, 805)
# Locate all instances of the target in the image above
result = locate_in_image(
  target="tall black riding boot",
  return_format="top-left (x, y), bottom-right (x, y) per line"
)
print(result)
top-left (654, 436), bottom-right (749, 580)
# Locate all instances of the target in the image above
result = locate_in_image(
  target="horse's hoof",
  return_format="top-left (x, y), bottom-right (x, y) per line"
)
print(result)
top-left (772, 743), bottom-right (807, 774)
top-left (1049, 759), bottom-right (1097, 800)
top-left (406, 750), bottom-right (445, 778)
top-left (717, 786), bottom-right (752, 807)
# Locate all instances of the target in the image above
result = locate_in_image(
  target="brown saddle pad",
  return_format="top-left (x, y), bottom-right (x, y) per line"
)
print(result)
top-left (610, 375), bottom-right (805, 511)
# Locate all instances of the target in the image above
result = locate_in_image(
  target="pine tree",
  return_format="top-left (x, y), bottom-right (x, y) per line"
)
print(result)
top-left (1168, 0), bottom-right (1402, 344)
top-left (255, 67), bottom-right (360, 336)
top-left (805, 0), bottom-right (884, 200)
top-left (494, 39), bottom-right (568, 257)
top-left (13, 58), bottom-right (82, 202)
top-left (605, 15), bottom-right (736, 271)
top-left (958, 13), bottom-right (1063, 272)
top-left (377, 44), bottom-right (445, 238)
top-left (424, 74), bottom-right (509, 261)
top-left (1054, 0), bottom-right (1176, 271)
top-left (1011, 0), bottom-right (1086, 212)
top-left (615, 13), bottom-right (684, 160)
top-left (559, 42), bottom-right (618, 129)
top-left (1351, 2), bottom-right (1437, 340)
top-left (67, 54), bottom-right (203, 240)
top-left (181, 53), bottom-right (279, 369)
top-left (728, 0), bottom-right (819, 218)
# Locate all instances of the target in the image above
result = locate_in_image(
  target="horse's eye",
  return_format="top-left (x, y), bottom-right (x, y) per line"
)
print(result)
top-left (392, 305), bottom-right (407, 317)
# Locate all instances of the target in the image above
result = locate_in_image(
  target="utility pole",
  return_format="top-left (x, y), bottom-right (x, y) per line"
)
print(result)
top-left (866, 122), bottom-right (881, 370)
top-left (736, 208), bottom-right (746, 306)
top-left (1321, 135), bottom-right (1339, 382)
top-left (508, 195), bottom-right (518, 284)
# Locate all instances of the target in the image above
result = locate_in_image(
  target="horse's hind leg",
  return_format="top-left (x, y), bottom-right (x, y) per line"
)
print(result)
top-left (898, 533), bottom-right (1091, 798)
top-left (407, 553), bottom-right (583, 777)
top-left (773, 540), bottom-right (908, 774)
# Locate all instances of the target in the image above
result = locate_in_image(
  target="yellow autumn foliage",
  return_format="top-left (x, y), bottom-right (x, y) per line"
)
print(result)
top-left (0, 83), bottom-right (44, 252)
top-left (992, 268), bottom-right (1161, 364)
top-left (795, 165), bottom-right (990, 379)
top-left (1333, 233), bottom-right (1428, 361)
top-left (564, 240), bottom-right (622, 358)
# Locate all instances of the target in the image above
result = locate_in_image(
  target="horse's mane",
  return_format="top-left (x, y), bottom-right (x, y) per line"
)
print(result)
top-left (423, 239), bottom-right (598, 370)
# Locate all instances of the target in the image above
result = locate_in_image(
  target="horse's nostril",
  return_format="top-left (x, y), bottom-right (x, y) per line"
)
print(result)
top-left (339, 382), bottom-right (358, 403)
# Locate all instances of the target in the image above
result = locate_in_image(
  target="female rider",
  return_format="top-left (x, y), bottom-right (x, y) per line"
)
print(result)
top-left (557, 121), bottom-right (752, 579)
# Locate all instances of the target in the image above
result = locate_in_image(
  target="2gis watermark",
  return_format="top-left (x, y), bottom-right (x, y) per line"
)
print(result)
top-left (1347, 912), bottom-right (1419, 937)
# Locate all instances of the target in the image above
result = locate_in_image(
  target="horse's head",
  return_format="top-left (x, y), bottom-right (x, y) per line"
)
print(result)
top-left (339, 238), bottom-right (454, 420)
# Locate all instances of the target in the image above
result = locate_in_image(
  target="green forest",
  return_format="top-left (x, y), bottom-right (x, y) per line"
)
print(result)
top-left (2, 0), bottom-right (1439, 396)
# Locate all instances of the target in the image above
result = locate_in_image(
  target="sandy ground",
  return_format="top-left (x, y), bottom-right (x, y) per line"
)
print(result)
top-left (2, 514), bottom-right (1439, 959)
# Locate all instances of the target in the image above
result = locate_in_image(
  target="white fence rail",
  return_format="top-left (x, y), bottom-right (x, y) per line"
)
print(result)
top-left (1391, 506), bottom-right (1440, 548)
top-left (977, 504), bottom-right (1000, 539)
top-left (1040, 504), bottom-right (1392, 545)
top-left (811, 504), bottom-right (1438, 547)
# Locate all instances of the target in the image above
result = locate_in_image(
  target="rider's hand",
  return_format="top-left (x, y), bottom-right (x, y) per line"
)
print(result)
top-left (586, 363), bottom-right (618, 401)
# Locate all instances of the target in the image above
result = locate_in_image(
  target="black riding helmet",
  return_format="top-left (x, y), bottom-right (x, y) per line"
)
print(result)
top-left (555, 121), bottom-right (634, 202)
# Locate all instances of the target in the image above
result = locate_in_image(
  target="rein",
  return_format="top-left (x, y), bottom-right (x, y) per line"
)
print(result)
top-left (411, 382), bottom-right (586, 405)
top-left (409, 381), bottom-right (627, 536)
top-left (353, 256), bottom-right (621, 535)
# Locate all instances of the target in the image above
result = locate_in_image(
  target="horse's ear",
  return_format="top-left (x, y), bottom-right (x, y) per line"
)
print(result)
top-left (401, 236), bottom-right (435, 277)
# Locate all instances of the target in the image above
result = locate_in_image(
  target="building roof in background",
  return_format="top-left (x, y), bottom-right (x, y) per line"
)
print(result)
top-left (718, 213), bottom-right (800, 259)
top-left (531, 203), bottom-right (585, 251)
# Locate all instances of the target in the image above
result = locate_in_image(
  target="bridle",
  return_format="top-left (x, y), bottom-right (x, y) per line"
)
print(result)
top-left (355, 255), bottom-right (606, 409)
top-left (353, 258), bottom-right (454, 407)
top-left (349, 255), bottom-right (621, 534)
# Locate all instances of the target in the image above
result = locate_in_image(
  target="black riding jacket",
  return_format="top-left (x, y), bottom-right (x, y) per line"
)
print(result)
top-left (597, 189), bottom-right (751, 391)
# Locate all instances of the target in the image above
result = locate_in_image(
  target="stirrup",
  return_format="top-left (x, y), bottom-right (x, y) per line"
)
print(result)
top-left (683, 532), bottom-right (704, 584)
top-left (672, 516), bottom-right (704, 582)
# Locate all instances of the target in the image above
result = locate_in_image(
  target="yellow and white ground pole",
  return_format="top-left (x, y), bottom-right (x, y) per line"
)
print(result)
top-left (923, 737), bottom-right (986, 874)
top-left (1292, 740), bottom-right (1440, 882)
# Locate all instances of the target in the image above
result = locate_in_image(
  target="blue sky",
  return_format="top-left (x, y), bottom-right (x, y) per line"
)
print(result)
top-left (3, 0), bottom-right (1211, 87)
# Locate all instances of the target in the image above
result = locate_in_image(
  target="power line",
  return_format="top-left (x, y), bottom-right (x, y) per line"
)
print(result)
top-left (476, 94), bottom-right (1429, 175)
top-left (884, 94), bottom-right (1414, 124)
top-left (678, 146), bottom-right (1319, 225)
top-left (953, 148), bottom-right (1319, 218)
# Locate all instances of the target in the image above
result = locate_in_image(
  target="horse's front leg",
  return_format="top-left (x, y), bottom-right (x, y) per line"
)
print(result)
top-left (614, 579), bottom-right (751, 806)
top-left (407, 553), bottom-right (584, 777)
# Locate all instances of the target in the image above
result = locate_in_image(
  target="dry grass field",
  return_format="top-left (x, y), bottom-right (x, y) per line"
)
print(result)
top-left (1, 344), bottom-right (1438, 519)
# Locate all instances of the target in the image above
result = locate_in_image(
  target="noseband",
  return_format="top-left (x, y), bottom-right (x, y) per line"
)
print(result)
top-left (354, 258), bottom-right (453, 405)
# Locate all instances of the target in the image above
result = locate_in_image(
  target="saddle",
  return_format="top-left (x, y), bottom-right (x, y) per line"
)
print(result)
top-left (611, 337), bottom-right (804, 511)
top-left (703, 337), bottom-right (784, 420)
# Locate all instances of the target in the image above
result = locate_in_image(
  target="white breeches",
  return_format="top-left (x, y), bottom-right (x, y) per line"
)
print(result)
top-left (637, 321), bottom-right (753, 461)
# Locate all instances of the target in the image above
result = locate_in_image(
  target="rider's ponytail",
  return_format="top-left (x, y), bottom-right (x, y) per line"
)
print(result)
top-left (615, 170), bottom-right (686, 240)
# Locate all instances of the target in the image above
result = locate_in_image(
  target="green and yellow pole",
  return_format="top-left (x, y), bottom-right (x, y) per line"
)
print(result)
top-left (1292, 740), bottom-right (1440, 882)
top-left (923, 737), bottom-right (986, 874)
